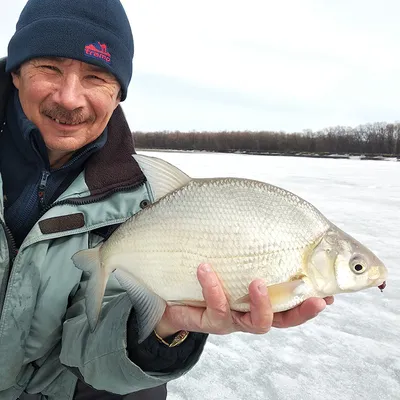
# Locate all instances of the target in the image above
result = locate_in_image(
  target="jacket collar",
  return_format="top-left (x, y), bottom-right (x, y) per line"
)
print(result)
top-left (0, 57), bottom-right (146, 198)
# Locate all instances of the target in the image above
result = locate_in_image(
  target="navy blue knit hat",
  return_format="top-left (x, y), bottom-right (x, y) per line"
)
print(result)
top-left (6, 0), bottom-right (134, 101)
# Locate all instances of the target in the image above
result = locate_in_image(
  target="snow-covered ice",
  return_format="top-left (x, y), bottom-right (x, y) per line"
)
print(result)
top-left (139, 151), bottom-right (400, 400)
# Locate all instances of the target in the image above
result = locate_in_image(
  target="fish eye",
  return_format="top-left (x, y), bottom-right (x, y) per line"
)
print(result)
top-left (354, 264), bottom-right (363, 272)
top-left (350, 258), bottom-right (367, 274)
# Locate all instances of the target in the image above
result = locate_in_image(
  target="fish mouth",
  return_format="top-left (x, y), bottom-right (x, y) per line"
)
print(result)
top-left (371, 276), bottom-right (386, 288)
top-left (368, 265), bottom-right (387, 291)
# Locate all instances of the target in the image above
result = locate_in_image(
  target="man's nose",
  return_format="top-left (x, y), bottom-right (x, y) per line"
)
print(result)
top-left (52, 74), bottom-right (85, 110)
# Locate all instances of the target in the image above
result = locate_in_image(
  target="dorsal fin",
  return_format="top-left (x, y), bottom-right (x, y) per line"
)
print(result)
top-left (132, 154), bottom-right (192, 201)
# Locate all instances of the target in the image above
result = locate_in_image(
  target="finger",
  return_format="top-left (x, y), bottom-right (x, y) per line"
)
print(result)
top-left (248, 280), bottom-right (273, 333)
top-left (272, 297), bottom-right (327, 328)
top-left (230, 280), bottom-right (273, 334)
top-left (197, 263), bottom-right (231, 322)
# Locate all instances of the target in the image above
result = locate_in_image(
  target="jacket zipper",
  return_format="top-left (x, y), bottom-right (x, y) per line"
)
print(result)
top-left (38, 170), bottom-right (50, 208)
top-left (0, 219), bottom-right (18, 313)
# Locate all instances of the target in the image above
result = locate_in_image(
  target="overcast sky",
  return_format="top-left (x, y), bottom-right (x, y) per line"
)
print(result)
top-left (1, 0), bottom-right (400, 132)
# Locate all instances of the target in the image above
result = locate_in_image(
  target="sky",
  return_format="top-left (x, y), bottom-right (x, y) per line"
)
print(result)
top-left (2, 0), bottom-right (400, 132)
top-left (140, 150), bottom-right (400, 400)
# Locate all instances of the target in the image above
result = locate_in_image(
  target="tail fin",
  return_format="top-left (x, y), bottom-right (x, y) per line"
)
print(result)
top-left (72, 247), bottom-right (108, 332)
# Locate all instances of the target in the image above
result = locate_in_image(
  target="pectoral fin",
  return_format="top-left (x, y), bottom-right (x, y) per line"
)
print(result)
top-left (232, 279), bottom-right (308, 313)
top-left (267, 279), bottom-right (308, 311)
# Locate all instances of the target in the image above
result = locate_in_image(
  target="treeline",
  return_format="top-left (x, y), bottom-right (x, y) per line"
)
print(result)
top-left (134, 121), bottom-right (400, 156)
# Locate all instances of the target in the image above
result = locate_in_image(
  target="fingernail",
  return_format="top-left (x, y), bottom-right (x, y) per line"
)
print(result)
top-left (200, 263), bottom-right (211, 273)
top-left (258, 283), bottom-right (267, 295)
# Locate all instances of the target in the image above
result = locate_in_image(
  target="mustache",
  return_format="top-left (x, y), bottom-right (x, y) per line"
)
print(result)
top-left (41, 105), bottom-right (95, 125)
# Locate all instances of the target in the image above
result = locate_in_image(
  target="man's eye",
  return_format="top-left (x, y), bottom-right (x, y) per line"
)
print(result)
top-left (40, 65), bottom-right (59, 72)
top-left (88, 75), bottom-right (105, 81)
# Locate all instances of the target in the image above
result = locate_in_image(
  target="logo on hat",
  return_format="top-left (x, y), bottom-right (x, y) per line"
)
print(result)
top-left (84, 42), bottom-right (111, 64)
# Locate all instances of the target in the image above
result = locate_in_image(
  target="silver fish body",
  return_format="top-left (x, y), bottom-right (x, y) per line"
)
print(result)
top-left (72, 155), bottom-right (388, 341)
top-left (104, 178), bottom-right (329, 309)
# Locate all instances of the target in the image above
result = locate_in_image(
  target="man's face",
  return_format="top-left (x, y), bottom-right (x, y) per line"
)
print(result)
top-left (11, 57), bottom-right (121, 166)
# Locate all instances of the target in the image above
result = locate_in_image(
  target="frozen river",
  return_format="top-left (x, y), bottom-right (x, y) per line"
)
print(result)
top-left (138, 151), bottom-right (400, 400)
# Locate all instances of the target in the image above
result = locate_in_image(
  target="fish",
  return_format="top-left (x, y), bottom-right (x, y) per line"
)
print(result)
top-left (72, 154), bottom-right (388, 342)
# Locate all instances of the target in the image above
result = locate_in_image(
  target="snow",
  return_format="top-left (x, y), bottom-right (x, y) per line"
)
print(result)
top-left (139, 151), bottom-right (400, 400)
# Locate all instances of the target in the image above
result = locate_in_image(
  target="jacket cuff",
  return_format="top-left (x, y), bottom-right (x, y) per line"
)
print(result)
top-left (127, 309), bottom-right (208, 373)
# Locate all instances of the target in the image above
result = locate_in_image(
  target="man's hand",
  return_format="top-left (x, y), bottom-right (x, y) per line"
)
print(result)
top-left (155, 263), bottom-right (334, 338)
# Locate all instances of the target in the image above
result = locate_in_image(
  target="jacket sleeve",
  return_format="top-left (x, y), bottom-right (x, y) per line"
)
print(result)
top-left (59, 273), bottom-right (207, 395)
top-left (126, 310), bottom-right (208, 373)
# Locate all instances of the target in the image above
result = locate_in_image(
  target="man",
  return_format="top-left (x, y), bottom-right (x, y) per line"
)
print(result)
top-left (0, 0), bottom-right (334, 399)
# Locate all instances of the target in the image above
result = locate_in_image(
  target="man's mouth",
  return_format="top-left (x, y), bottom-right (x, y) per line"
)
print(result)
top-left (48, 116), bottom-right (83, 126)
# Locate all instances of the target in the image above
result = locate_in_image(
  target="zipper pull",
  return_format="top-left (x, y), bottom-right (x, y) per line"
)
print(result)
top-left (38, 171), bottom-right (50, 208)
